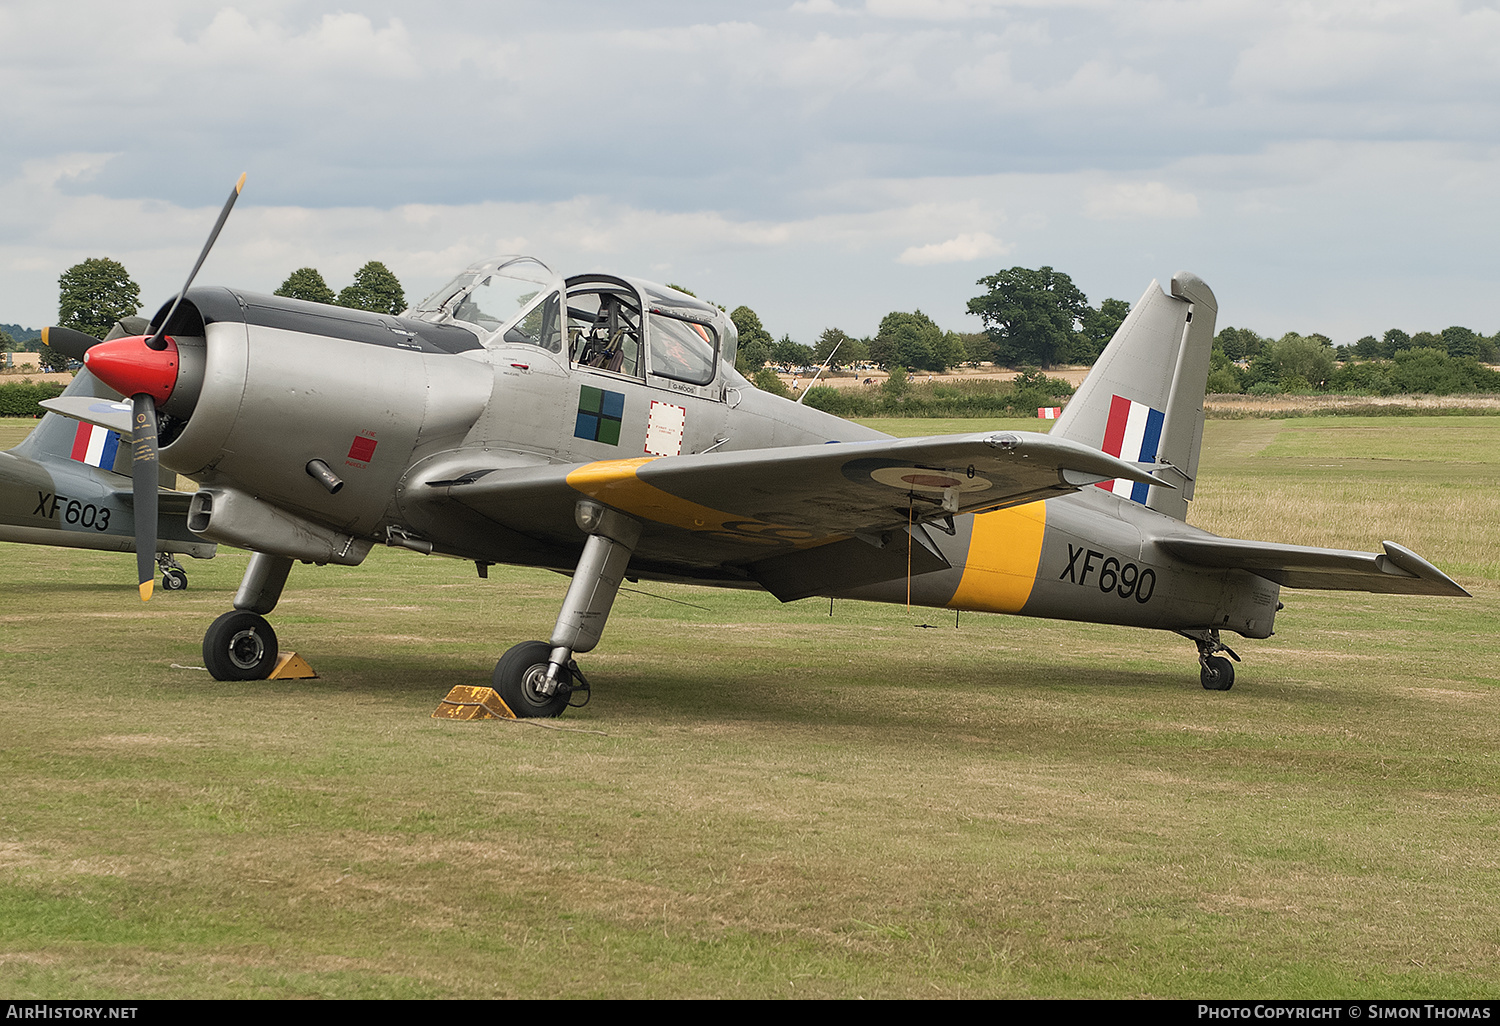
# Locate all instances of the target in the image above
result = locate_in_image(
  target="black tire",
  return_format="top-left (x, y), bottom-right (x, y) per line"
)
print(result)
top-left (162, 568), bottom-right (188, 591)
top-left (1200, 655), bottom-right (1235, 691)
top-left (493, 641), bottom-right (570, 718)
top-left (203, 610), bottom-right (279, 681)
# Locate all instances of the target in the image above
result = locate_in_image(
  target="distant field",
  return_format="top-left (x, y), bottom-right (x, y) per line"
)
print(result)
top-left (0, 419), bottom-right (39, 448)
top-left (1, 417), bottom-right (1497, 998)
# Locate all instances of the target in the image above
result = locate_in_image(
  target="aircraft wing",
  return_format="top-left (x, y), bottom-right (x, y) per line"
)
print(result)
top-left (1155, 536), bottom-right (1469, 596)
top-left (426, 431), bottom-right (1159, 580)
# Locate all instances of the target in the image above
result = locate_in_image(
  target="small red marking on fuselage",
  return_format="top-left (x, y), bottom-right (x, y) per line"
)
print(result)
top-left (348, 436), bottom-right (378, 462)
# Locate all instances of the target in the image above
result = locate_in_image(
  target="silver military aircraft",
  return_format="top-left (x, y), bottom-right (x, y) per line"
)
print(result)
top-left (0, 319), bottom-right (214, 587)
top-left (55, 180), bottom-right (1467, 714)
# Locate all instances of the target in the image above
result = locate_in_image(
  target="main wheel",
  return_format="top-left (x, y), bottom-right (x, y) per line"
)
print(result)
top-left (1200, 655), bottom-right (1235, 691)
top-left (493, 641), bottom-right (570, 718)
top-left (162, 568), bottom-right (188, 591)
top-left (203, 610), bottom-right (279, 681)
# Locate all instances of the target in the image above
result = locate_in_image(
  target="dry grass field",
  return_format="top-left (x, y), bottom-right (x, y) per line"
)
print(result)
top-left (1, 415), bottom-right (1497, 998)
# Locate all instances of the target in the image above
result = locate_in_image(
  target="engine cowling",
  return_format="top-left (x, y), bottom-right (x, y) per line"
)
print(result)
top-left (87, 287), bottom-right (493, 549)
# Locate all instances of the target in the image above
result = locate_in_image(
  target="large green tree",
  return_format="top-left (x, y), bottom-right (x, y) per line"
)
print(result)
top-left (337, 261), bottom-right (406, 315)
top-left (771, 334), bottom-right (815, 368)
top-left (967, 266), bottom-right (1087, 368)
top-left (1382, 328), bottom-right (1412, 357)
top-left (1244, 333), bottom-right (1336, 392)
top-left (276, 267), bottom-right (337, 305)
top-left (1441, 325), bottom-right (1482, 360)
top-left (934, 330), bottom-right (969, 369)
top-left (730, 305), bottom-right (774, 373)
top-left (870, 309), bottom-right (945, 370)
top-left (813, 327), bottom-right (866, 369)
top-left (1076, 297), bottom-right (1130, 364)
top-left (952, 331), bottom-right (990, 366)
top-left (58, 257), bottom-right (141, 340)
top-left (1213, 326), bottom-right (1267, 362)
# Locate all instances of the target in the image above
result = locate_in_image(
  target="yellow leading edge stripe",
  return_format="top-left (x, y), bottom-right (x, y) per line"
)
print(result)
top-left (565, 459), bottom-right (836, 550)
top-left (567, 457), bottom-right (789, 536)
top-left (946, 503), bottom-right (1047, 615)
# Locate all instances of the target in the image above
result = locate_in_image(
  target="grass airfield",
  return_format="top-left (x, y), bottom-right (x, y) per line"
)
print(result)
top-left (1, 416), bottom-right (1498, 999)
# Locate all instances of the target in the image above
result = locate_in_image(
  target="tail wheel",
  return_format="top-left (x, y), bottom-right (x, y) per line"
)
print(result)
top-left (1200, 655), bottom-right (1235, 691)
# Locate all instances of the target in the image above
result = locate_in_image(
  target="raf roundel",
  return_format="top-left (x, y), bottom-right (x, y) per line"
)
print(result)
top-left (867, 466), bottom-right (994, 495)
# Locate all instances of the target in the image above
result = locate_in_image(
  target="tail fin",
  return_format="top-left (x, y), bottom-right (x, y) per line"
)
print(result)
top-left (9, 368), bottom-right (129, 470)
top-left (1051, 271), bottom-right (1217, 521)
top-left (10, 316), bottom-right (148, 472)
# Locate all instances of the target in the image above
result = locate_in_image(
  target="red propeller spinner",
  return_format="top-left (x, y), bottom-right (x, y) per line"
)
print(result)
top-left (82, 336), bottom-right (180, 404)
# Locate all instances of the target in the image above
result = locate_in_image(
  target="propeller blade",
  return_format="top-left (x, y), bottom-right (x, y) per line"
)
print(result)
top-left (131, 392), bottom-right (160, 601)
top-left (146, 172), bottom-right (246, 351)
top-left (40, 325), bottom-right (103, 362)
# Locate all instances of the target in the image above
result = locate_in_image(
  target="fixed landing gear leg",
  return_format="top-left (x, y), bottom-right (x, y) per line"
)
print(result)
top-left (203, 553), bottom-right (295, 681)
top-left (494, 501), bottom-right (640, 717)
top-left (1180, 628), bottom-right (1241, 691)
top-left (234, 552), bottom-right (294, 614)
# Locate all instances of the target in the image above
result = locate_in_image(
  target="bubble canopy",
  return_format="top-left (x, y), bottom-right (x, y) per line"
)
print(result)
top-left (408, 257), bottom-right (741, 386)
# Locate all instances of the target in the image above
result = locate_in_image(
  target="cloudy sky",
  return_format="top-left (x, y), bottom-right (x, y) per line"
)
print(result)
top-left (3, 0), bottom-right (1498, 343)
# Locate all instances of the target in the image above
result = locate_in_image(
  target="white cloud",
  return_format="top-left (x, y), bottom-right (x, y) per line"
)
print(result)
top-left (5, 2), bottom-right (1500, 341)
top-left (1083, 181), bottom-right (1200, 220)
top-left (898, 231), bottom-right (1009, 264)
top-left (20, 153), bottom-right (116, 190)
top-left (790, 0), bottom-right (856, 14)
top-left (1051, 60), bottom-right (1163, 106)
top-left (865, 0), bottom-right (1005, 18)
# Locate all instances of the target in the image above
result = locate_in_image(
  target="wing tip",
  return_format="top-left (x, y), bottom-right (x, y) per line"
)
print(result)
top-left (1379, 540), bottom-right (1470, 596)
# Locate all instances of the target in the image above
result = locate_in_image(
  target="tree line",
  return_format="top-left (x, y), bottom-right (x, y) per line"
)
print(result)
top-left (2, 258), bottom-right (409, 371)
top-left (12, 257), bottom-right (1498, 399)
top-left (727, 266), bottom-right (1131, 377)
top-left (1206, 326), bottom-right (1500, 396)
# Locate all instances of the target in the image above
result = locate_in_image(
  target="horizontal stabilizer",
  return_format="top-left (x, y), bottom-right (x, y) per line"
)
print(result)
top-left (39, 396), bottom-right (135, 435)
top-left (1157, 537), bottom-right (1469, 596)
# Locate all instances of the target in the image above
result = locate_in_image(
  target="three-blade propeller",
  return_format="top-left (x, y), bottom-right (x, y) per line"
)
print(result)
top-left (55, 173), bottom-right (246, 601)
top-left (39, 325), bottom-right (105, 362)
